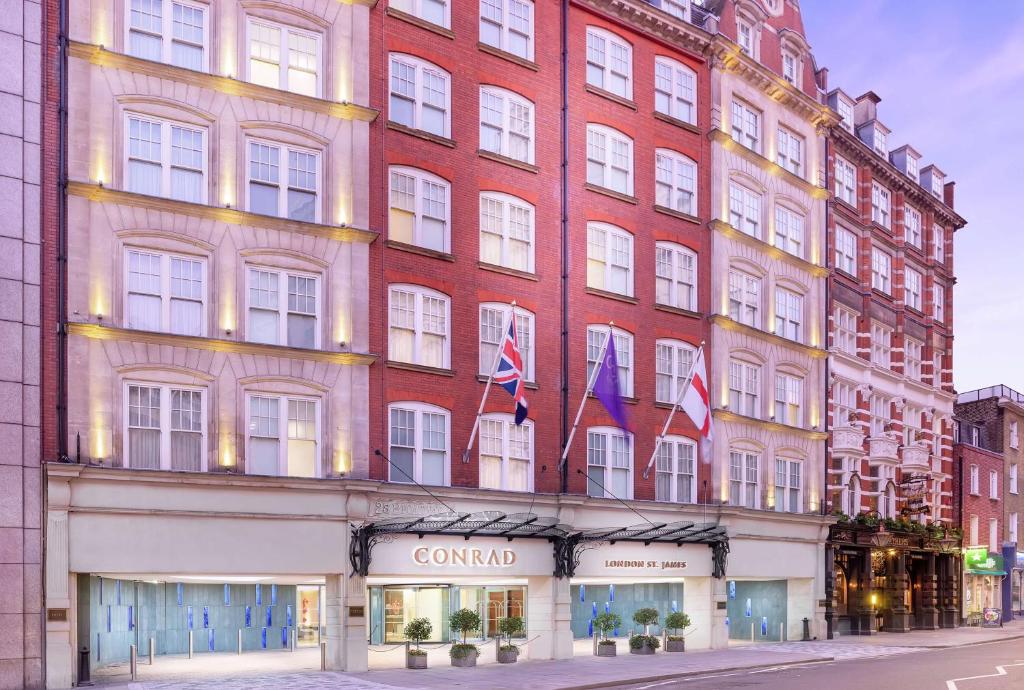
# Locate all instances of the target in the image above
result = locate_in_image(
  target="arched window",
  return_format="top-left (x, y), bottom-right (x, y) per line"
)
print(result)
top-left (587, 426), bottom-right (633, 499)
top-left (586, 124), bottom-right (634, 196)
top-left (480, 86), bottom-right (535, 164)
top-left (388, 284), bottom-right (451, 369)
top-left (479, 192), bottom-right (535, 273)
top-left (587, 325), bottom-right (633, 397)
top-left (587, 222), bottom-right (633, 296)
top-left (654, 435), bottom-right (696, 504)
top-left (655, 149), bottom-right (697, 216)
top-left (655, 242), bottom-right (697, 311)
top-left (389, 54), bottom-right (450, 138)
top-left (479, 302), bottom-right (535, 381)
top-left (585, 27), bottom-right (632, 99)
top-left (654, 57), bottom-right (696, 124)
top-left (655, 339), bottom-right (695, 404)
top-left (389, 166), bottom-right (450, 253)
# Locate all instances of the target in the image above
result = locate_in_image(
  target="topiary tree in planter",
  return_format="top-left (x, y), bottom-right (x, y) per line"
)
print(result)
top-left (629, 608), bottom-right (660, 655)
top-left (449, 608), bottom-right (482, 667)
top-left (404, 617), bottom-right (432, 669)
top-left (496, 616), bottom-right (524, 664)
top-left (593, 612), bottom-right (621, 657)
top-left (663, 612), bottom-right (691, 652)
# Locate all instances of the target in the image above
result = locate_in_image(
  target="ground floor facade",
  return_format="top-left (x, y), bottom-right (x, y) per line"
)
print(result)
top-left (44, 464), bottom-right (831, 688)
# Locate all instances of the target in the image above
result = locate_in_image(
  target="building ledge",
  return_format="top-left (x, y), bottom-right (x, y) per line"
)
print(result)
top-left (584, 83), bottom-right (638, 111)
top-left (653, 204), bottom-right (702, 226)
top-left (652, 111), bottom-right (702, 136)
top-left (386, 121), bottom-right (457, 148)
top-left (710, 314), bottom-right (827, 359)
top-left (712, 408), bottom-right (827, 440)
top-left (709, 130), bottom-right (829, 200)
top-left (385, 239), bottom-right (455, 262)
top-left (709, 219), bottom-right (828, 277)
top-left (385, 7), bottom-right (455, 39)
top-left (477, 149), bottom-right (539, 173)
top-left (476, 42), bottom-right (539, 71)
top-left (584, 182), bottom-right (638, 205)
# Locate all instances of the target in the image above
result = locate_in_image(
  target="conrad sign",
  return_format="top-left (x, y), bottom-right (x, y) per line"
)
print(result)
top-left (413, 546), bottom-right (517, 567)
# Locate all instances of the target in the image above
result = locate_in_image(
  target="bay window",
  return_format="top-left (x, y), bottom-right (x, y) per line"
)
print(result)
top-left (389, 54), bottom-right (450, 138)
top-left (655, 242), bottom-right (696, 311)
top-left (125, 249), bottom-right (204, 336)
top-left (125, 114), bottom-right (205, 203)
top-left (126, 0), bottom-right (207, 71)
top-left (389, 166), bottom-right (450, 253)
top-left (247, 140), bottom-right (320, 222)
top-left (247, 394), bottom-right (319, 478)
top-left (587, 427), bottom-right (633, 499)
top-left (247, 18), bottom-right (320, 97)
top-left (388, 285), bottom-right (450, 369)
top-left (587, 222), bottom-right (633, 296)
top-left (479, 414), bottom-right (533, 492)
top-left (388, 402), bottom-right (450, 486)
top-left (655, 436), bottom-right (696, 504)
top-left (247, 267), bottom-right (319, 349)
top-left (125, 383), bottom-right (205, 471)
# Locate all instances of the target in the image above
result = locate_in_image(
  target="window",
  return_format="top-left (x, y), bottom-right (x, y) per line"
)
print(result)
top-left (728, 268), bottom-right (760, 327)
top-left (933, 349), bottom-right (944, 386)
top-left (969, 515), bottom-right (979, 545)
top-left (905, 337), bottom-right (922, 381)
top-left (904, 267), bottom-right (922, 311)
top-left (587, 222), bottom-right (633, 296)
top-left (834, 156), bottom-right (856, 206)
top-left (775, 458), bottom-right (802, 513)
top-left (655, 436), bottom-right (696, 504)
top-left (730, 100), bottom-right (760, 152)
top-left (127, 0), bottom-right (207, 71)
top-left (1012, 422), bottom-right (1019, 450)
top-left (1011, 463), bottom-right (1019, 493)
top-left (781, 51), bottom-right (798, 85)
top-left (479, 414), bottom-right (533, 492)
top-left (905, 206), bottom-right (922, 249)
top-left (835, 226), bottom-right (856, 275)
top-left (774, 287), bottom-right (803, 341)
top-left (1011, 513), bottom-right (1018, 545)
top-left (774, 373), bottom-right (802, 427)
top-left (125, 114), bottom-right (205, 203)
top-left (586, 124), bottom-right (633, 195)
top-left (728, 359), bottom-right (760, 418)
top-left (587, 428), bottom-right (632, 499)
top-left (247, 394), bottom-right (319, 478)
top-left (655, 242), bottom-right (696, 311)
top-left (728, 182), bottom-right (762, 238)
top-left (903, 405), bottom-right (921, 446)
top-left (247, 140), bottom-right (319, 222)
top-left (479, 192), bottom-right (534, 272)
top-left (655, 149), bottom-right (697, 215)
top-left (480, 86), bottom-right (534, 164)
top-left (774, 206), bottom-right (804, 256)
top-left (933, 225), bottom-right (944, 263)
top-left (869, 394), bottom-right (887, 436)
top-left (837, 99), bottom-right (854, 133)
top-left (479, 303), bottom-right (534, 381)
top-left (871, 248), bottom-right (891, 293)
top-left (870, 322), bottom-right (892, 368)
top-left (125, 249), bottom-right (204, 336)
top-left (125, 383), bottom-right (205, 471)
top-left (990, 470), bottom-right (999, 499)
top-left (655, 339), bottom-right (695, 404)
top-left (389, 54), bottom-right (450, 137)
top-left (879, 479), bottom-right (897, 519)
top-left (393, 0), bottom-right (449, 28)
top-left (389, 166), bottom-right (450, 253)
top-left (585, 27), bottom-right (632, 99)
top-left (660, 0), bottom-right (690, 21)
top-left (247, 18), bottom-right (320, 97)
top-left (729, 450), bottom-right (759, 508)
top-left (776, 127), bottom-right (803, 176)
top-left (969, 464), bottom-right (979, 495)
top-left (247, 267), bottom-right (319, 349)
top-left (906, 155), bottom-right (919, 182)
top-left (931, 173), bottom-right (943, 198)
top-left (654, 57), bottom-right (696, 124)
top-left (871, 182), bottom-right (891, 228)
top-left (587, 326), bottom-right (633, 397)
top-left (873, 126), bottom-right (887, 157)
top-left (833, 306), bottom-right (857, 355)
top-left (833, 379), bottom-right (855, 427)
top-left (389, 403), bottom-right (449, 486)
top-left (990, 518), bottom-right (999, 550)
top-left (736, 20), bottom-right (753, 56)
top-left (479, 0), bottom-right (533, 60)
top-left (933, 285), bottom-right (945, 323)
top-left (388, 285), bottom-right (450, 369)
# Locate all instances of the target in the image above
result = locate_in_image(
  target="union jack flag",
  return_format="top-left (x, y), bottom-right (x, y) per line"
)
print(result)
top-left (493, 317), bottom-right (528, 425)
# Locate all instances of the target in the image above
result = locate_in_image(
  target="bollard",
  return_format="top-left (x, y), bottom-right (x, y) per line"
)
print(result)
top-left (149, 637), bottom-right (155, 665)
top-left (188, 630), bottom-right (193, 659)
top-left (129, 644), bottom-right (137, 682)
top-left (77, 646), bottom-right (95, 687)
top-left (592, 631), bottom-right (598, 655)
top-left (290, 628), bottom-right (297, 651)
top-left (750, 622), bottom-right (755, 641)
top-left (238, 629), bottom-right (243, 655)
top-left (801, 617), bottom-right (811, 641)
top-left (321, 641), bottom-right (327, 671)
top-left (779, 622), bottom-right (784, 642)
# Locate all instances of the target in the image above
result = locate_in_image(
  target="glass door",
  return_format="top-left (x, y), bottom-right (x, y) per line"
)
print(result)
top-left (296, 585), bottom-right (322, 647)
top-left (383, 586), bottom-right (449, 643)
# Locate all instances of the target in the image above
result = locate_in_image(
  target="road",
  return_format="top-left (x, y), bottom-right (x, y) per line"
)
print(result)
top-left (608, 639), bottom-right (1024, 690)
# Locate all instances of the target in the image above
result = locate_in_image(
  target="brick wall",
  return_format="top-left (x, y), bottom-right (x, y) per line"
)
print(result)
top-left (954, 442), bottom-right (1004, 549)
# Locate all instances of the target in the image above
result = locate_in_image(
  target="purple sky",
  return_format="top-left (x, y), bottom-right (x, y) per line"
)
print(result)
top-left (802, 0), bottom-right (1023, 394)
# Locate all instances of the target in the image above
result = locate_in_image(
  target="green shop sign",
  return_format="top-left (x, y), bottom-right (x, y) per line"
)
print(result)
top-left (964, 547), bottom-right (1006, 575)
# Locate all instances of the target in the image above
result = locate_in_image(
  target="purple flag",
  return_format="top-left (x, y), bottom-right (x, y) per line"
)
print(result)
top-left (592, 333), bottom-right (629, 431)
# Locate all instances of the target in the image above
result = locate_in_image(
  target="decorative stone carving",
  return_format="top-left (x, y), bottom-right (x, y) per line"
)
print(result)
top-left (869, 436), bottom-right (900, 462)
top-left (832, 426), bottom-right (866, 455)
top-left (901, 444), bottom-right (930, 470)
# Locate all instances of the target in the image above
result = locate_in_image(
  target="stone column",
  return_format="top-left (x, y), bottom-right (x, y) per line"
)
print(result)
top-left (854, 548), bottom-right (875, 635)
top-left (711, 577), bottom-right (728, 649)
top-left (918, 552), bottom-right (939, 630)
top-left (525, 576), bottom-right (572, 660)
top-left (324, 572), bottom-right (368, 672)
top-left (886, 551), bottom-right (912, 632)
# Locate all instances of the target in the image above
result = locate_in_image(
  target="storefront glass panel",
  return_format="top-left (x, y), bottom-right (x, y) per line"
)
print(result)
top-left (569, 583), bottom-right (684, 638)
top-left (370, 584), bottom-right (526, 644)
top-left (296, 585), bottom-right (322, 647)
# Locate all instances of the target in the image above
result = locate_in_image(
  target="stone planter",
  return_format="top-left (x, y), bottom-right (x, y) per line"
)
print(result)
top-left (496, 647), bottom-right (519, 664)
top-left (450, 648), bottom-right (478, 667)
top-left (406, 652), bottom-right (428, 669)
top-left (665, 639), bottom-right (686, 653)
top-left (630, 644), bottom-right (656, 655)
top-left (596, 641), bottom-right (617, 657)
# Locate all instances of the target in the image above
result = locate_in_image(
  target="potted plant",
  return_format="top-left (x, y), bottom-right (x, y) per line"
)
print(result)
top-left (403, 617), bottom-right (432, 669)
top-left (629, 608), bottom-right (661, 655)
top-left (663, 612), bottom-right (691, 652)
top-left (496, 616), bottom-right (524, 663)
top-left (449, 608), bottom-right (482, 667)
top-left (593, 612), bottom-right (621, 657)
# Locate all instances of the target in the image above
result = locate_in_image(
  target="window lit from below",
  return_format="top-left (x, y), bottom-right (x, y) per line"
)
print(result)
top-left (728, 182), bottom-right (761, 238)
top-left (728, 268), bottom-right (761, 328)
top-left (248, 141), bottom-right (319, 222)
top-left (773, 287), bottom-right (803, 342)
top-left (125, 249), bottom-right (204, 336)
top-left (774, 458), bottom-right (802, 512)
top-left (127, 0), bottom-right (207, 71)
top-left (773, 374), bottom-right (802, 427)
top-left (773, 206), bottom-right (804, 257)
top-left (247, 18), bottom-right (320, 97)
top-left (479, 414), bottom-right (533, 492)
top-left (126, 383), bottom-right (205, 471)
top-left (388, 285), bottom-right (450, 369)
top-left (655, 436), bottom-right (696, 504)
top-left (389, 403), bottom-right (450, 485)
top-left (480, 0), bottom-right (533, 60)
top-left (247, 268), bottom-right (319, 349)
top-left (125, 115), bottom-right (205, 203)
top-left (730, 99), bottom-right (760, 152)
top-left (728, 359), bottom-right (760, 418)
top-left (248, 395), bottom-right (319, 477)
top-left (729, 450), bottom-right (759, 508)
top-left (775, 127), bottom-right (803, 177)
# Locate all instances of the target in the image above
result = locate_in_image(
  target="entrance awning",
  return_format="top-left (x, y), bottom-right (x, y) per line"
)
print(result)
top-left (349, 512), bottom-right (729, 580)
top-left (966, 569), bottom-right (1007, 577)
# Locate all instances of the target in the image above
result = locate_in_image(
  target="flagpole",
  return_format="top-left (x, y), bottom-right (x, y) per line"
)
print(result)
top-left (462, 301), bottom-right (516, 463)
top-left (558, 322), bottom-right (613, 470)
top-left (643, 342), bottom-right (705, 480)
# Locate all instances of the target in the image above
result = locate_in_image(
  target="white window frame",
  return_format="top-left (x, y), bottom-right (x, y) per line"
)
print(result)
top-left (905, 337), bottom-right (923, 381)
top-left (730, 99), bottom-right (761, 152)
top-left (387, 402), bottom-right (451, 486)
top-left (728, 358), bottom-right (761, 418)
top-left (931, 173), bottom-right (944, 198)
top-left (969, 464), bottom-right (979, 495)
top-left (245, 266), bottom-right (321, 349)
top-left (834, 155), bottom-right (856, 206)
top-left (479, 0), bottom-right (533, 60)
top-left (246, 138), bottom-right (321, 223)
top-left (736, 19), bottom-right (754, 56)
top-left (933, 349), bottom-right (945, 387)
top-left (585, 26), bottom-right (632, 100)
top-left (246, 17), bottom-right (322, 97)
top-left (587, 222), bottom-right (634, 297)
top-left (479, 302), bottom-right (535, 382)
top-left (125, 0), bottom-right (209, 71)
top-left (388, 284), bottom-right (451, 369)
top-left (389, 53), bottom-right (451, 138)
top-left (837, 99), bottom-right (854, 133)
top-left (659, 0), bottom-right (690, 21)
top-left (873, 126), bottom-right (887, 157)
top-left (478, 413), bottom-right (534, 492)
top-left (728, 267), bottom-right (761, 328)
top-left (871, 248), bottom-right (891, 294)
top-left (655, 241), bottom-right (697, 311)
top-left (655, 339), bottom-right (696, 405)
top-left (774, 373), bottom-right (803, 427)
top-left (833, 306), bottom-right (857, 355)
top-left (869, 394), bottom-right (887, 437)
top-left (990, 470), bottom-right (999, 499)
top-left (776, 126), bottom-right (803, 177)
top-left (1012, 423), bottom-right (1020, 451)
top-left (933, 284), bottom-right (945, 323)
top-left (479, 191), bottom-right (534, 273)
top-left (389, 165), bottom-right (451, 253)
top-left (774, 205), bottom-right (804, 257)
top-left (587, 326), bottom-right (633, 398)
top-left (479, 86), bottom-right (535, 164)
top-left (655, 435), bottom-right (696, 504)
top-left (124, 113), bottom-right (207, 203)
top-left (391, 0), bottom-right (451, 30)
top-left (835, 226), bottom-right (856, 275)
top-left (245, 393), bottom-right (320, 478)
top-left (729, 449), bottom-right (760, 509)
top-left (123, 381), bottom-right (206, 471)
top-left (833, 379), bottom-right (855, 427)
top-left (870, 321), bottom-right (892, 368)
top-left (774, 457), bottom-right (802, 513)
top-left (781, 50), bottom-right (798, 85)
top-left (933, 225), bottom-right (945, 263)
top-left (728, 181), bottom-right (762, 239)
top-left (871, 182), bottom-right (891, 228)
top-left (655, 149), bottom-right (697, 216)
top-left (905, 206), bottom-right (922, 249)
top-left (586, 427), bottom-right (633, 499)
top-left (774, 286), bottom-right (803, 342)
top-left (586, 124), bottom-right (634, 196)
top-left (653, 56), bottom-right (696, 125)
top-left (904, 267), bottom-right (923, 311)
top-left (906, 155), bottom-right (919, 183)
top-left (1010, 463), bottom-right (1019, 494)
top-left (124, 249), bottom-right (206, 336)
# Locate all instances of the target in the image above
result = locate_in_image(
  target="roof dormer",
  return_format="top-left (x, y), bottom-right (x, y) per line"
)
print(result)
top-left (856, 119), bottom-right (890, 158)
top-left (826, 89), bottom-right (855, 133)
top-left (921, 164), bottom-right (946, 200)
top-left (890, 144), bottom-right (922, 183)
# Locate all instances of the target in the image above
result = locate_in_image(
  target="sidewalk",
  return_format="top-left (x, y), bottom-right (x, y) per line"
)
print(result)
top-left (829, 617), bottom-right (1024, 648)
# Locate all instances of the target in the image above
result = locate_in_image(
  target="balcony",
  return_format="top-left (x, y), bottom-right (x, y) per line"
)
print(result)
top-left (868, 436), bottom-right (900, 463)
top-left (901, 444), bottom-right (930, 471)
top-left (832, 426), bottom-right (866, 455)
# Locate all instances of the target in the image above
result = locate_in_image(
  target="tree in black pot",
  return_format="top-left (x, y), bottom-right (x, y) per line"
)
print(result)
top-left (449, 608), bottom-right (482, 667)
top-left (496, 616), bottom-right (524, 663)
top-left (403, 617), bottom-right (432, 669)
top-left (593, 612), bottom-right (621, 657)
top-left (629, 608), bottom-right (661, 655)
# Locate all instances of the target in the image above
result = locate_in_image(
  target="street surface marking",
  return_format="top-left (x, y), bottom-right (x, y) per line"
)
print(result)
top-left (946, 661), bottom-right (1024, 689)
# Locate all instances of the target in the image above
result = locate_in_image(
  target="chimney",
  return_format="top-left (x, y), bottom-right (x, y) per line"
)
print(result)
top-left (853, 91), bottom-right (881, 127)
top-left (815, 66), bottom-right (828, 93)
top-left (944, 181), bottom-right (956, 210)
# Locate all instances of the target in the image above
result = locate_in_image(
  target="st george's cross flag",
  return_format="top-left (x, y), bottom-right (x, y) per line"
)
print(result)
top-left (493, 317), bottom-right (528, 425)
top-left (680, 347), bottom-right (713, 462)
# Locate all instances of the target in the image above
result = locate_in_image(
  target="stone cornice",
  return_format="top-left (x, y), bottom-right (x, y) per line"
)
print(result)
top-left (67, 322), bottom-right (378, 366)
top-left (68, 182), bottom-right (379, 244)
top-left (710, 314), bottom-right (828, 359)
top-left (69, 41), bottom-right (379, 122)
top-left (709, 219), bottom-right (829, 278)
top-left (572, 0), bottom-right (713, 60)
top-left (709, 130), bottom-right (829, 199)
top-left (712, 408), bottom-right (828, 440)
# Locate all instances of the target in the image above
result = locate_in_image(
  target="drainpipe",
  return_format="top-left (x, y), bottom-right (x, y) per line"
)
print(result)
top-left (559, 0), bottom-right (569, 495)
top-left (823, 136), bottom-right (834, 640)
